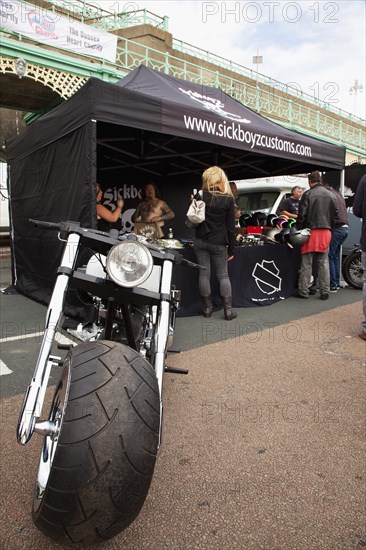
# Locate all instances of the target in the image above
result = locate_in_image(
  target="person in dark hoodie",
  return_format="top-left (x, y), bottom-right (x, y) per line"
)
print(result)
top-left (352, 172), bottom-right (366, 340)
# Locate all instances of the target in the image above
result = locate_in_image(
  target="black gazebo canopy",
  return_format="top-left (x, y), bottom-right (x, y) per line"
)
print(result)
top-left (6, 64), bottom-right (345, 305)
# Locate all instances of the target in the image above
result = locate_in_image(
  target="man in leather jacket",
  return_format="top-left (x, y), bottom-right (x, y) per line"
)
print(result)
top-left (295, 171), bottom-right (338, 300)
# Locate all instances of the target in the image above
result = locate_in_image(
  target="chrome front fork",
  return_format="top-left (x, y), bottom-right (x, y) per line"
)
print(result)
top-left (17, 233), bottom-right (80, 445)
top-left (154, 260), bottom-right (175, 448)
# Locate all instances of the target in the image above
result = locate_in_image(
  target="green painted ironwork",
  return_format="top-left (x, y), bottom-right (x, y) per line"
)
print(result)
top-left (42, 1), bottom-right (169, 31)
top-left (112, 36), bottom-right (365, 155)
top-left (0, 32), bottom-right (127, 81)
top-left (1, 1), bottom-right (365, 157)
top-left (172, 37), bottom-right (364, 126)
top-left (43, 0), bottom-right (362, 131)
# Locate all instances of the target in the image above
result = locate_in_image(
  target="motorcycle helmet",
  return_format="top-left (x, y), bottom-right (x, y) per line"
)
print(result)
top-left (266, 214), bottom-right (279, 227)
top-left (276, 215), bottom-right (289, 229)
top-left (262, 226), bottom-right (281, 241)
top-left (251, 212), bottom-right (267, 226)
top-left (275, 227), bottom-right (294, 247)
top-left (289, 226), bottom-right (311, 246)
top-left (286, 218), bottom-right (297, 228)
top-left (239, 213), bottom-right (251, 227)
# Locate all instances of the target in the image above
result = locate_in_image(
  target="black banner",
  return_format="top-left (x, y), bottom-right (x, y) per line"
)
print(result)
top-left (173, 244), bottom-right (301, 317)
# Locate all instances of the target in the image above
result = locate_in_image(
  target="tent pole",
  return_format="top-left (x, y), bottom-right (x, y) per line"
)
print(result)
top-left (340, 169), bottom-right (345, 195)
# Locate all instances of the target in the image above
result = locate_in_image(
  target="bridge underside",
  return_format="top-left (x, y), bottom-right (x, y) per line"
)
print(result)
top-left (0, 73), bottom-right (60, 111)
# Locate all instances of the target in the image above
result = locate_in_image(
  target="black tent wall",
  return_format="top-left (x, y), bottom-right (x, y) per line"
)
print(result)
top-left (10, 122), bottom-right (96, 305)
top-left (6, 65), bottom-right (346, 307)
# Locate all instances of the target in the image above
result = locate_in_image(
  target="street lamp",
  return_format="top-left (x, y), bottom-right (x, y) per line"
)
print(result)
top-left (252, 50), bottom-right (263, 112)
top-left (252, 50), bottom-right (263, 85)
top-left (349, 79), bottom-right (363, 114)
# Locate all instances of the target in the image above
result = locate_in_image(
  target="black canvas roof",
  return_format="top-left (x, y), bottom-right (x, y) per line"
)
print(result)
top-left (7, 64), bottom-right (345, 179)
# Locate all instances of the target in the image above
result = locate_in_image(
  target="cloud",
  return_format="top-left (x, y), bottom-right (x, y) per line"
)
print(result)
top-left (119, 0), bottom-right (366, 118)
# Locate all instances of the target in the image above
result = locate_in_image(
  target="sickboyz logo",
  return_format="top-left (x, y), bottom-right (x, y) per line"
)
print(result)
top-left (178, 87), bottom-right (251, 123)
top-left (252, 260), bottom-right (282, 294)
top-left (103, 185), bottom-right (142, 232)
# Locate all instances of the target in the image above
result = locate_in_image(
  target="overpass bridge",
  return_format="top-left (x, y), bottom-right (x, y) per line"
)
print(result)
top-left (0, 0), bottom-right (365, 165)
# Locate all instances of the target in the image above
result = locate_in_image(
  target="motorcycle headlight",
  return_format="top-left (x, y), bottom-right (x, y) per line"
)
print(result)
top-left (106, 241), bottom-right (153, 288)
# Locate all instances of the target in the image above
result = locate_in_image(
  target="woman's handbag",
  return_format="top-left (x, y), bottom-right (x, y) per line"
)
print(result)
top-left (186, 197), bottom-right (205, 228)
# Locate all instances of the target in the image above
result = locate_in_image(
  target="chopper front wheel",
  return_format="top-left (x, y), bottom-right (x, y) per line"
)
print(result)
top-left (33, 340), bottom-right (160, 546)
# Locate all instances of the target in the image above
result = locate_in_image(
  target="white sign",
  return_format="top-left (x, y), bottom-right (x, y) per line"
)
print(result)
top-left (0, 0), bottom-right (118, 62)
top-left (178, 86), bottom-right (251, 124)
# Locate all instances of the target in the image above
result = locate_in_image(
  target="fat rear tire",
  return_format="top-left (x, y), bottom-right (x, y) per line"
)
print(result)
top-left (342, 250), bottom-right (363, 289)
top-left (33, 340), bottom-right (160, 546)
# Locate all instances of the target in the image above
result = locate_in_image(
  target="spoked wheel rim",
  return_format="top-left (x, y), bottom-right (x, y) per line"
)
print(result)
top-left (349, 257), bottom-right (363, 288)
top-left (33, 359), bottom-right (71, 513)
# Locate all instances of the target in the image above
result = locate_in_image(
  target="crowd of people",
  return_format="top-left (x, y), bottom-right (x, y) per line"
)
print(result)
top-left (96, 167), bottom-right (365, 332)
top-left (96, 182), bottom-right (175, 234)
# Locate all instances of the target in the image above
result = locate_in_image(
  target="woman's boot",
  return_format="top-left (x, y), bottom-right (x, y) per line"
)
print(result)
top-left (222, 296), bottom-right (237, 321)
top-left (201, 295), bottom-right (213, 318)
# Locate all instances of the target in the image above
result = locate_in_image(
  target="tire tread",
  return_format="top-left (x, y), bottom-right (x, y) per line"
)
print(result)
top-left (33, 340), bottom-right (160, 545)
top-left (342, 250), bottom-right (363, 289)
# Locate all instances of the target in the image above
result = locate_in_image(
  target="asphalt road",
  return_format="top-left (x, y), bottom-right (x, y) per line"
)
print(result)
top-left (0, 254), bottom-right (362, 399)
top-left (0, 252), bottom-right (365, 550)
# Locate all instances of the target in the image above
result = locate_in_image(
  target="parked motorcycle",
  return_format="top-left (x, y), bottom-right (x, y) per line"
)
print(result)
top-left (342, 244), bottom-right (363, 290)
top-left (17, 220), bottom-right (203, 546)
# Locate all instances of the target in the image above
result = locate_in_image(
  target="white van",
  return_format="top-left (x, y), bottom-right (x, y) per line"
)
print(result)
top-left (234, 174), bottom-right (309, 217)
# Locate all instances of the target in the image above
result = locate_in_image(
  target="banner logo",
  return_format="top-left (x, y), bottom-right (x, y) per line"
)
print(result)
top-left (28, 11), bottom-right (58, 39)
top-left (178, 87), bottom-right (251, 123)
top-left (252, 260), bottom-right (282, 294)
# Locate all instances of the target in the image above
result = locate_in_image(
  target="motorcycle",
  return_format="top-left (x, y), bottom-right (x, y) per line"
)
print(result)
top-left (17, 219), bottom-right (203, 546)
top-left (342, 244), bottom-right (363, 289)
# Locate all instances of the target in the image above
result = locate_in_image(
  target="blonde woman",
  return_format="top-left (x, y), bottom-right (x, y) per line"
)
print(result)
top-left (193, 166), bottom-right (237, 320)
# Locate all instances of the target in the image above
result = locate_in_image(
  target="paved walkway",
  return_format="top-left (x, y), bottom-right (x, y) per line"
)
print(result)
top-left (0, 306), bottom-right (365, 548)
top-left (0, 253), bottom-right (365, 549)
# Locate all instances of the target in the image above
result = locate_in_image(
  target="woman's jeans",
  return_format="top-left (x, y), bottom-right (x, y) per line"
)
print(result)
top-left (329, 226), bottom-right (349, 287)
top-left (193, 238), bottom-right (232, 298)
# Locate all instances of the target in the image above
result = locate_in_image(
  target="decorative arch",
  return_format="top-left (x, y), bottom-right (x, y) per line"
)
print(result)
top-left (0, 56), bottom-right (87, 99)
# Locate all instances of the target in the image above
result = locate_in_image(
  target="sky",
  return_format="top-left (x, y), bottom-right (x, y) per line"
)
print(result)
top-left (114, 0), bottom-right (366, 120)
